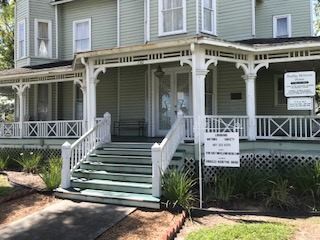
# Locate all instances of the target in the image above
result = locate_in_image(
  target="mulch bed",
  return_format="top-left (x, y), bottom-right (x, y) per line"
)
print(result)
top-left (97, 209), bottom-right (182, 240)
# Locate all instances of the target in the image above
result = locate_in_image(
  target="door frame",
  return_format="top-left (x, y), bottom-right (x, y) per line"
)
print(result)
top-left (151, 66), bottom-right (192, 137)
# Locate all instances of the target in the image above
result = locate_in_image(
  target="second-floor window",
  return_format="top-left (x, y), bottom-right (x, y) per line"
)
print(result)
top-left (273, 15), bottom-right (292, 38)
top-left (159, 0), bottom-right (186, 36)
top-left (73, 19), bottom-right (91, 53)
top-left (202, 0), bottom-right (216, 35)
top-left (35, 19), bottom-right (52, 58)
top-left (18, 20), bottom-right (26, 59)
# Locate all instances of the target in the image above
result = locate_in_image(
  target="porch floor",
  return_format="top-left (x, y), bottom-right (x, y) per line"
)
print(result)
top-left (111, 136), bottom-right (163, 143)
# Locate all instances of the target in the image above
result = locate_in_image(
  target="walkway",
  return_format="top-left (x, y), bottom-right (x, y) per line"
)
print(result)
top-left (0, 200), bottom-right (135, 240)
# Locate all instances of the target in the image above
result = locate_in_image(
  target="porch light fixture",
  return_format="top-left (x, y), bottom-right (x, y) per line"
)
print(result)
top-left (154, 65), bottom-right (165, 79)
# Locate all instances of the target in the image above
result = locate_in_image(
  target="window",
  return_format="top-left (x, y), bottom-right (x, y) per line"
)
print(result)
top-left (73, 19), bottom-right (91, 53)
top-left (274, 75), bottom-right (287, 106)
top-left (18, 20), bottom-right (26, 59)
top-left (202, 0), bottom-right (216, 35)
top-left (35, 19), bottom-right (52, 58)
top-left (159, 0), bottom-right (186, 36)
top-left (273, 15), bottom-right (291, 38)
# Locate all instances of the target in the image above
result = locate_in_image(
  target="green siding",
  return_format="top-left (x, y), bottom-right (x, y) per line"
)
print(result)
top-left (149, 0), bottom-right (197, 41)
top-left (120, 0), bottom-right (145, 46)
top-left (217, 0), bottom-right (253, 41)
top-left (59, 0), bottom-right (117, 60)
top-left (256, 0), bottom-right (311, 38)
top-left (217, 62), bottom-right (246, 115)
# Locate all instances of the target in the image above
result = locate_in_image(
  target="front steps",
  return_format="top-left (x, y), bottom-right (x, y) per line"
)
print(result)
top-left (56, 142), bottom-right (185, 209)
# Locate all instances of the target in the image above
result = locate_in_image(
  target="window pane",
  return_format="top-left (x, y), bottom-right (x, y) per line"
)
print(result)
top-left (38, 40), bottom-right (49, 57)
top-left (163, 0), bottom-right (171, 10)
top-left (38, 22), bottom-right (48, 39)
top-left (19, 23), bottom-right (25, 40)
top-left (76, 21), bottom-right (89, 40)
top-left (173, 8), bottom-right (183, 31)
top-left (204, 0), bottom-right (212, 9)
top-left (163, 10), bottom-right (173, 32)
top-left (277, 17), bottom-right (288, 37)
top-left (204, 9), bottom-right (212, 31)
top-left (172, 0), bottom-right (182, 8)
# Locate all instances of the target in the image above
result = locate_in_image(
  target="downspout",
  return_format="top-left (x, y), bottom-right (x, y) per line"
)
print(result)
top-left (251, 0), bottom-right (256, 37)
top-left (55, 4), bottom-right (59, 59)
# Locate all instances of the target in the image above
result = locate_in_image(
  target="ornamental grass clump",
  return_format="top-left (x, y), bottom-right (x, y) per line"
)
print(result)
top-left (15, 152), bottom-right (42, 174)
top-left (0, 156), bottom-right (8, 171)
top-left (162, 169), bottom-right (196, 213)
top-left (40, 157), bottom-right (62, 191)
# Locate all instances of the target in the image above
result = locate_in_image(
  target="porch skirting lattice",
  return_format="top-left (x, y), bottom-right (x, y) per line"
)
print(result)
top-left (184, 152), bottom-right (320, 183)
top-left (0, 148), bottom-right (61, 161)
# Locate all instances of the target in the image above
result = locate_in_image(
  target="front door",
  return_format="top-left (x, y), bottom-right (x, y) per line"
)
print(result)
top-left (155, 70), bottom-right (192, 136)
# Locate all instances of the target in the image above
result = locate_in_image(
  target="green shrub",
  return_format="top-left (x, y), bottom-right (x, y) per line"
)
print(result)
top-left (213, 173), bottom-right (236, 202)
top-left (266, 177), bottom-right (295, 210)
top-left (162, 169), bottom-right (196, 213)
top-left (0, 156), bottom-right (8, 171)
top-left (40, 157), bottom-right (62, 191)
top-left (15, 152), bottom-right (42, 174)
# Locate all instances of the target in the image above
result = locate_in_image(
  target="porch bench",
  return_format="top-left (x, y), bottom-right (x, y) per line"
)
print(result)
top-left (114, 120), bottom-right (147, 136)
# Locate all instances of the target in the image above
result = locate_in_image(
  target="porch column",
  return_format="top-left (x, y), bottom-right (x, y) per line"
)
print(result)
top-left (74, 79), bottom-right (87, 132)
top-left (191, 45), bottom-right (208, 144)
top-left (243, 74), bottom-right (257, 141)
top-left (12, 83), bottom-right (30, 138)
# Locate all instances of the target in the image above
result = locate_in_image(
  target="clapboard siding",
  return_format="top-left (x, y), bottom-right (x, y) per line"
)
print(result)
top-left (217, 62), bottom-right (246, 115)
top-left (120, 0), bottom-right (145, 46)
top-left (217, 0), bottom-right (253, 41)
top-left (15, 0), bottom-right (29, 68)
top-left (59, 0), bottom-right (117, 60)
top-left (149, 0), bottom-right (197, 41)
top-left (256, 0), bottom-right (311, 38)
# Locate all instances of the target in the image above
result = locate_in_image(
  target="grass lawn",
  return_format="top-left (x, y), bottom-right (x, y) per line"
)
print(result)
top-left (0, 174), bottom-right (15, 197)
top-left (186, 223), bottom-right (294, 240)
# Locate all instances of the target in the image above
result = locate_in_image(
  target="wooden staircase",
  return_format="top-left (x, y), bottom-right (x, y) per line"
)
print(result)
top-left (56, 142), bottom-right (185, 209)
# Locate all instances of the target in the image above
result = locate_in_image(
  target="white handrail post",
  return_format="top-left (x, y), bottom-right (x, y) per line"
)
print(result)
top-left (152, 143), bottom-right (161, 198)
top-left (61, 141), bottom-right (72, 189)
top-left (103, 112), bottom-right (111, 143)
top-left (177, 111), bottom-right (185, 143)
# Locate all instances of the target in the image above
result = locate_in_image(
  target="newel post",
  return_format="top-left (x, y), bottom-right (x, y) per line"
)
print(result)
top-left (151, 143), bottom-right (161, 198)
top-left (103, 112), bottom-right (111, 143)
top-left (61, 141), bottom-right (71, 189)
top-left (177, 110), bottom-right (185, 143)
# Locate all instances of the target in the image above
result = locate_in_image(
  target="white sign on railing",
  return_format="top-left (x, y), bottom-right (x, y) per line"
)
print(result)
top-left (285, 71), bottom-right (316, 97)
top-left (287, 97), bottom-right (314, 111)
top-left (204, 132), bottom-right (240, 167)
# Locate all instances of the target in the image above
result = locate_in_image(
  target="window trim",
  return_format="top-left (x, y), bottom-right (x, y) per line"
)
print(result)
top-left (73, 18), bottom-right (92, 53)
top-left (274, 74), bottom-right (286, 106)
top-left (34, 19), bottom-right (52, 58)
top-left (201, 0), bottom-right (217, 35)
top-left (273, 14), bottom-right (292, 38)
top-left (17, 19), bottom-right (26, 59)
top-left (158, 0), bottom-right (187, 36)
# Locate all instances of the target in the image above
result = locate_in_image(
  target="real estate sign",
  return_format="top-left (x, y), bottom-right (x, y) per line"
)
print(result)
top-left (287, 97), bottom-right (314, 111)
top-left (204, 132), bottom-right (240, 167)
top-left (284, 71), bottom-right (316, 97)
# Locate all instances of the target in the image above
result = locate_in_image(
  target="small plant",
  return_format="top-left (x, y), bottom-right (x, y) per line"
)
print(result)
top-left (40, 157), bottom-right (62, 191)
top-left (15, 152), bottom-right (42, 174)
top-left (0, 156), bottom-right (8, 171)
top-left (266, 177), bottom-right (295, 210)
top-left (162, 169), bottom-right (196, 213)
top-left (213, 173), bottom-right (236, 202)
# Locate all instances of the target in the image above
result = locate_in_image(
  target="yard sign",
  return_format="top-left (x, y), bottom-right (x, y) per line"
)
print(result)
top-left (284, 71), bottom-right (316, 97)
top-left (204, 132), bottom-right (240, 167)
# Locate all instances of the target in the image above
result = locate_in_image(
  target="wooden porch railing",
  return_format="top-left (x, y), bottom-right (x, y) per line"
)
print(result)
top-left (61, 112), bottom-right (111, 189)
top-left (256, 116), bottom-right (320, 140)
top-left (0, 120), bottom-right (85, 139)
top-left (151, 112), bottom-right (185, 198)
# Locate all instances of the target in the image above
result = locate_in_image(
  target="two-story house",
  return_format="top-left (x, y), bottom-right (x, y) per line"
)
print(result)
top-left (0, 0), bottom-right (319, 208)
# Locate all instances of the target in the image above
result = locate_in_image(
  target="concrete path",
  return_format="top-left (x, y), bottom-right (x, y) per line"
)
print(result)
top-left (0, 200), bottom-right (135, 240)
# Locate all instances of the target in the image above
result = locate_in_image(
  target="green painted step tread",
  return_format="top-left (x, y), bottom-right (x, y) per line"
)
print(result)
top-left (57, 188), bottom-right (160, 203)
top-left (99, 148), bottom-right (151, 152)
top-left (71, 178), bottom-right (152, 189)
top-left (90, 154), bottom-right (151, 159)
top-left (73, 169), bottom-right (151, 178)
top-left (82, 161), bottom-right (152, 168)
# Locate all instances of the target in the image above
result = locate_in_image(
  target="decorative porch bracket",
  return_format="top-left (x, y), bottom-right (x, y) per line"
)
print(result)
top-left (12, 83), bottom-right (30, 138)
top-left (236, 57), bottom-right (269, 141)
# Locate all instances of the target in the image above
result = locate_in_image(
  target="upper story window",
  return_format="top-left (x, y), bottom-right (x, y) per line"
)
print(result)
top-left (158, 0), bottom-right (186, 36)
top-left (73, 19), bottom-right (91, 53)
top-left (35, 19), bottom-right (52, 58)
top-left (202, 0), bottom-right (216, 35)
top-left (18, 20), bottom-right (26, 59)
top-left (273, 15), bottom-right (292, 38)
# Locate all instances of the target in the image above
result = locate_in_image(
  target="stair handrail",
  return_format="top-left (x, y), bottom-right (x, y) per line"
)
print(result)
top-left (151, 111), bottom-right (185, 197)
top-left (61, 112), bottom-right (111, 189)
